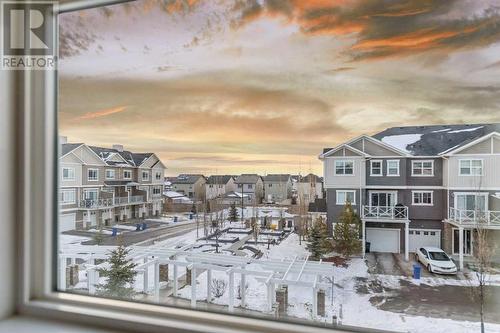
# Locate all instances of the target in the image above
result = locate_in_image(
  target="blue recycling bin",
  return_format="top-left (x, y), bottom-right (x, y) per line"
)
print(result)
top-left (173, 216), bottom-right (178, 222)
top-left (413, 264), bottom-right (421, 279)
top-left (135, 223), bottom-right (141, 231)
top-left (142, 222), bottom-right (147, 230)
top-left (189, 213), bottom-right (193, 220)
top-left (111, 227), bottom-right (118, 236)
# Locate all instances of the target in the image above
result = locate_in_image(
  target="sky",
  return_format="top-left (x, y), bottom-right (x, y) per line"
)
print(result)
top-left (58, 0), bottom-right (500, 176)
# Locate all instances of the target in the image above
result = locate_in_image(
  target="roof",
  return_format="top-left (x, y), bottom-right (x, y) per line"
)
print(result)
top-left (234, 174), bottom-right (262, 184)
top-left (60, 143), bottom-right (83, 157)
top-left (263, 174), bottom-right (291, 182)
top-left (298, 173), bottom-right (322, 183)
top-left (89, 145), bottom-right (154, 166)
top-left (172, 174), bottom-right (205, 184)
top-left (224, 191), bottom-right (250, 198)
top-left (206, 175), bottom-right (234, 185)
top-left (373, 123), bottom-right (500, 156)
top-left (104, 180), bottom-right (140, 186)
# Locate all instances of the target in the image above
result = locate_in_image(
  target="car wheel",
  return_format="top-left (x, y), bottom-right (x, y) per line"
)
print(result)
top-left (427, 264), bottom-right (432, 273)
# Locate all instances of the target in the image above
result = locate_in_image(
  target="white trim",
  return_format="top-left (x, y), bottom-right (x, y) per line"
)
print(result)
top-left (335, 190), bottom-right (356, 205)
top-left (386, 159), bottom-right (400, 177)
top-left (368, 190), bottom-right (398, 206)
top-left (61, 167), bottom-right (75, 181)
top-left (319, 143), bottom-right (368, 158)
top-left (60, 189), bottom-right (76, 205)
top-left (123, 169), bottom-right (132, 180)
top-left (320, 134), bottom-right (410, 158)
top-left (87, 168), bottom-right (99, 182)
top-left (458, 158), bottom-right (484, 176)
top-left (325, 185), bottom-right (445, 190)
top-left (453, 192), bottom-right (489, 211)
top-left (448, 187), bottom-right (500, 191)
top-left (411, 160), bottom-right (434, 177)
top-left (334, 160), bottom-right (355, 176)
top-left (451, 228), bottom-right (473, 256)
top-left (105, 168), bottom-right (116, 180)
top-left (370, 160), bottom-right (383, 176)
top-left (411, 190), bottom-right (434, 206)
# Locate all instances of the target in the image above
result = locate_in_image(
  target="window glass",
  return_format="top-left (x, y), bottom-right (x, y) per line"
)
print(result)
top-left (387, 160), bottom-right (399, 175)
top-left (62, 167), bottom-right (75, 180)
top-left (371, 160), bottom-right (382, 175)
top-left (87, 169), bottom-right (98, 181)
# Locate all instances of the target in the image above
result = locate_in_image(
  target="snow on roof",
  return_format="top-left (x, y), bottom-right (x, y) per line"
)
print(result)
top-left (431, 128), bottom-right (451, 133)
top-left (163, 191), bottom-right (187, 198)
top-left (226, 191), bottom-right (249, 198)
top-left (381, 134), bottom-right (422, 153)
top-left (448, 126), bottom-right (484, 134)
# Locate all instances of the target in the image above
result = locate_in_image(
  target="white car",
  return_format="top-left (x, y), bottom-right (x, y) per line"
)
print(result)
top-left (415, 247), bottom-right (457, 274)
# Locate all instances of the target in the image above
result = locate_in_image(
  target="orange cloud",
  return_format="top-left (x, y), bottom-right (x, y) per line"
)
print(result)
top-left (76, 106), bottom-right (127, 120)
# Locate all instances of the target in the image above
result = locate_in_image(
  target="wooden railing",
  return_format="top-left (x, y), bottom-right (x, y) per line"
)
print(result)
top-left (362, 205), bottom-right (409, 220)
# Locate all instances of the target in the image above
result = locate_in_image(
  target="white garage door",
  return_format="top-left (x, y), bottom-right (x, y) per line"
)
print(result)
top-left (409, 229), bottom-right (441, 252)
top-left (366, 228), bottom-right (400, 253)
top-left (60, 213), bottom-right (76, 232)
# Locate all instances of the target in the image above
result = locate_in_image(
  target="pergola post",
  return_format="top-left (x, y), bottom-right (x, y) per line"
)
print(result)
top-left (206, 269), bottom-right (212, 302)
top-left (459, 227), bottom-right (464, 271)
top-left (362, 220), bottom-right (366, 258)
top-left (404, 222), bottom-right (409, 262)
top-left (154, 260), bottom-right (160, 302)
top-left (228, 271), bottom-right (234, 312)
top-left (190, 267), bottom-right (197, 308)
top-left (240, 273), bottom-right (246, 307)
top-left (312, 288), bottom-right (318, 318)
top-left (143, 258), bottom-right (149, 293)
top-left (266, 283), bottom-right (272, 312)
top-left (173, 263), bottom-right (178, 296)
top-left (59, 256), bottom-right (67, 291)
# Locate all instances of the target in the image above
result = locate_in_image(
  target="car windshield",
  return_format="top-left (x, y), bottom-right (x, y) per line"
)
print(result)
top-left (429, 251), bottom-right (450, 261)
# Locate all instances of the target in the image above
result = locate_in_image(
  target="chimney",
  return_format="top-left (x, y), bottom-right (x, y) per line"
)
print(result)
top-left (59, 136), bottom-right (68, 144)
top-left (112, 144), bottom-right (124, 152)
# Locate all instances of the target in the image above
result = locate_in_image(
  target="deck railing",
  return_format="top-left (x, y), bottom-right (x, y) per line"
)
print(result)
top-left (362, 205), bottom-right (408, 220)
top-left (79, 195), bottom-right (145, 209)
top-left (448, 207), bottom-right (500, 226)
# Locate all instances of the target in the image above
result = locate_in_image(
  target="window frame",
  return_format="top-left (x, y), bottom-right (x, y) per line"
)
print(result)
top-left (334, 160), bottom-right (354, 176)
top-left (19, 2), bottom-right (369, 333)
top-left (386, 159), bottom-right (400, 177)
top-left (87, 168), bottom-right (99, 181)
top-left (369, 160), bottom-right (382, 177)
top-left (61, 167), bottom-right (75, 181)
top-left (458, 159), bottom-right (483, 176)
top-left (411, 160), bottom-right (434, 177)
top-left (411, 190), bottom-right (434, 206)
top-left (105, 168), bottom-right (115, 180)
top-left (60, 189), bottom-right (76, 204)
top-left (336, 190), bottom-right (356, 205)
top-left (123, 169), bottom-right (132, 180)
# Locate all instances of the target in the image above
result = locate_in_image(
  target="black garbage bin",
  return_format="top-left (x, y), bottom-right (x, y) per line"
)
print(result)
top-left (365, 242), bottom-right (371, 253)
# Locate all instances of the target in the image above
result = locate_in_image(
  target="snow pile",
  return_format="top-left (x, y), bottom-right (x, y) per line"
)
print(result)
top-left (381, 134), bottom-right (422, 153)
top-left (448, 126), bottom-right (484, 134)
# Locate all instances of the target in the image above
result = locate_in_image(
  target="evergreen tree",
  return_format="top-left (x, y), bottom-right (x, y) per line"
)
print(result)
top-left (97, 245), bottom-right (138, 299)
top-left (228, 202), bottom-right (239, 222)
top-left (93, 224), bottom-right (104, 245)
top-left (306, 216), bottom-right (330, 260)
top-left (332, 202), bottom-right (361, 258)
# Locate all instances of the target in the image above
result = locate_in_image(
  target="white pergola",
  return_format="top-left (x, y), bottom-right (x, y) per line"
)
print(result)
top-left (59, 241), bottom-right (335, 318)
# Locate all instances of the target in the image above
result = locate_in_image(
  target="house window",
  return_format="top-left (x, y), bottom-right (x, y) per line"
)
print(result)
top-left (153, 186), bottom-right (162, 195)
top-left (268, 184), bottom-right (272, 187)
top-left (142, 171), bottom-right (149, 181)
top-left (248, 184), bottom-right (253, 189)
top-left (62, 167), bottom-right (75, 180)
top-left (60, 189), bottom-right (76, 204)
top-left (459, 159), bottom-right (483, 176)
top-left (336, 190), bottom-right (356, 205)
top-left (83, 189), bottom-right (98, 200)
top-left (105, 169), bottom-right (115, 179)
top-left (335, 160), bottom-right (354, 175)
top-left (123, 170), bottom-right (132, 179)
top-left (155, 171), bottom-right (162, 180)
top-left (387, 160), bottom-right (400, 176)
top-left (370, 160), bottom-right (382, 176)
top-left (411, 160), bottom-right (434, 176)
top-left (412, 191), bottom-right (433, 206)
top-left (87, 168), bottom-right (98, 181)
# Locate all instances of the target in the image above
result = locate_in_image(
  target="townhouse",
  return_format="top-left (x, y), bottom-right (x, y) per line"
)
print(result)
top-left (320, 123), bottom-right (500, 269)
top-left (263, 174), bottom-right (292, 203)
top-left (234, 174), bottom-right (264, 203)
top-left (59, 139), bottom-right (166, 232)
top-left (296, 173), bottom-right (324, 204)
top-left (205, 175), bottom-right (236, 200)
top-left (170, 174), bottom-right (207, 201)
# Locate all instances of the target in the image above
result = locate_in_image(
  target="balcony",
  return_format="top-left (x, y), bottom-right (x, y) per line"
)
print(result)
top-left (362, 205), bottom-right (409, 221)
top-left (114, 195), bottom-right (145, 205)
top-left (78, 198), bottom-right (114, 209)
top-left (448, 208), bottom-right (500, 227)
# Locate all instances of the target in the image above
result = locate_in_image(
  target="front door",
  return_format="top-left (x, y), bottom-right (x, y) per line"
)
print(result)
top-left (453, 229), bottom-right (473, 255)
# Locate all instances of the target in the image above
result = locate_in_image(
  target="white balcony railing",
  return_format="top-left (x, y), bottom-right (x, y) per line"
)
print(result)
top-left (78, 198), bottom-right (114, 209)
top-left (114, 195), bottom-right (145, 205)
top-left (448, 208), bottom-right (500, 226)
top-left (362, 205), bottom-right (409, 220)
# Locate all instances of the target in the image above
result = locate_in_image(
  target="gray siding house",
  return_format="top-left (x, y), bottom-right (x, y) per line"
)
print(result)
top-left (171, 174), bottom-right (207, 201)
top-left (234, 174), bottom-right (264, 203)
top-left (320, 123), bottom-right (500, 269)
top-left (263, 174), bottom-right (292, 203)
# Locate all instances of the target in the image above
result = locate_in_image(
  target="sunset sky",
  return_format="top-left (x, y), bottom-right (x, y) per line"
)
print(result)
top-left (59, 0), bottom-right (500, 176)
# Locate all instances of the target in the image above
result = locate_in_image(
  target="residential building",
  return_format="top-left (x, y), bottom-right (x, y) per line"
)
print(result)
top-left (296, 173), bottom-right (324, 203)
top-left (320, 123), bottom-right (500, 269)
top-left (59, 140), bottom-right (166, 232)
top-left (221, 191), bottom-right (252, 205)
top-left (170, 174), bottom-right (206, 201)
top-left (263, 174), bottom-right (292, 203)
top-left (205, 175), bottom-right (236, 200)
top-left (234, 174), bottom-right (264, 203)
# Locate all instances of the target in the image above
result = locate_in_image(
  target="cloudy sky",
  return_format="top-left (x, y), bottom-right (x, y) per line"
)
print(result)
top-left (59, 0), bottom-right (500, 176)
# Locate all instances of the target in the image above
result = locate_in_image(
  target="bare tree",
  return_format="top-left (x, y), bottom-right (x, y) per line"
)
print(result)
top-left (211, 278), bottom-right (227, 298)
top-left (297, 193), bottom-right (309, 245)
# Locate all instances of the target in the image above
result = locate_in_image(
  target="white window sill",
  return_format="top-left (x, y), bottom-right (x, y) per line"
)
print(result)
top-left (0, 316), bottom-right (119, 333)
